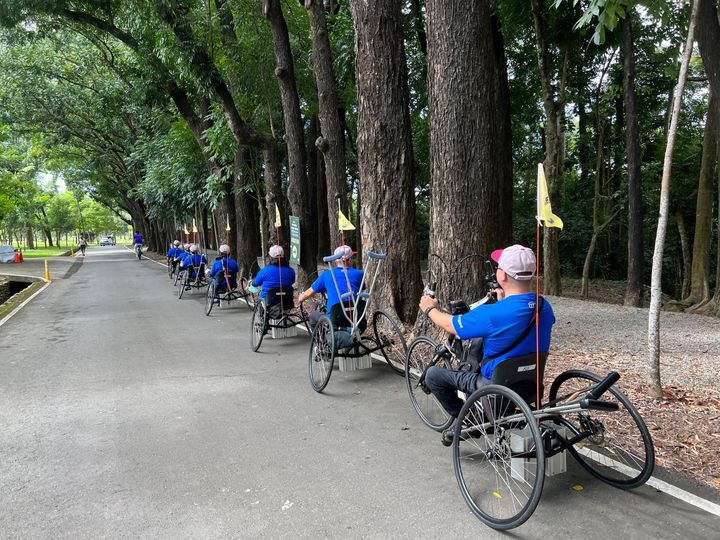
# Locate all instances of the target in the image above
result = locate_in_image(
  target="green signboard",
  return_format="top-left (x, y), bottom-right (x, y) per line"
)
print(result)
top-left (289, 215), bottom-right (301, 265)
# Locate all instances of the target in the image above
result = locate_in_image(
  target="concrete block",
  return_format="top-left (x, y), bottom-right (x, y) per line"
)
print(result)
top-left (270, 320), bottom-right (298, 339)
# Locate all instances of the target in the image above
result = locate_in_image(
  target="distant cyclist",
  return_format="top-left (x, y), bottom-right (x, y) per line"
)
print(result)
top-left (208, 244), bottom-right (240, 291)
top-left (133, 231), bottom-right (144, 260)
top-left (79, 235), bottom-right (87, 256)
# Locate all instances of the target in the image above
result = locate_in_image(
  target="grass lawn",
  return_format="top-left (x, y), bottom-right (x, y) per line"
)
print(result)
top-left (20, 246), bottom-right (78, 258)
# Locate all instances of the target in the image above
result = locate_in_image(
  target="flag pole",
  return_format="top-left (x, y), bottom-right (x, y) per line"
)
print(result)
top-left (535, 164), bottom-right (542, 412)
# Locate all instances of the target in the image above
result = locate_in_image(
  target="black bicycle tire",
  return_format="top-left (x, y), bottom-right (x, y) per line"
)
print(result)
top-left (404, 336), bottom-right (455, 431)
top-left (251, 300), bottom-right (267, 352)
top-left (453, 384), bottom-right (545, 530)
top-left (205, 281), bottom-right (215, 316)
top-left (308, 315), bottom-right (335, 393)
top-left (548, 369), bottom-right (655, 489)
top-left (372, 309), bottom-right (407, 375)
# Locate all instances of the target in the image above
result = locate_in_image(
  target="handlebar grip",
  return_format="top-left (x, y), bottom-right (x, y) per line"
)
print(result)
top-left (323, 253), bottom-right (344, 262)
top-left (367, 251), bottom-right (386, 260)
top-left (589, 372), bottom-right (620, 399)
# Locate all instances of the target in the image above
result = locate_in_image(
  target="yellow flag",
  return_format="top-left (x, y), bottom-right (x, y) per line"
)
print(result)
top-left (275, 204), bottom-right (281, 227)
top-left (338, 209), bottom-right (355, 231)
top-left (192, 219), bottom-right (198, 233)
top-left (226, 216), bottom-right (231, 231)
top-left (537, 163), bottom-right (564, 229)
top-left (183, 225), bottom-right (189, 235)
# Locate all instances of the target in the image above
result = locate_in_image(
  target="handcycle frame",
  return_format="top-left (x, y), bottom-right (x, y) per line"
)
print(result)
top-left (205, 261), bottom-right (256, 316)
top-left (406, 255), bottom-right (654, 530)
top-left (308, 250), bottom-right (408, 393)
top-left (250, 271), bottom-right (324, 352)
top-left (177, 259), bottom-right (207, 299)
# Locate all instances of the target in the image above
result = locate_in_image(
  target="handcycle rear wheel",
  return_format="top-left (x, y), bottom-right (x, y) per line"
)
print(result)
top-left (404, 336), bottom-right (455, 431)
top-left (308, 315), bottom-right (335, 393)
top-left (372, 309), bottom-right (407, 375)
top-left (548, 369), bottom-right (654, 489)
top-left (453, 384), bottom-right (545, 530)
top-left (251, 300), bottom-right (267, 352)
top-left (205, 281), bottom-right (216, 316)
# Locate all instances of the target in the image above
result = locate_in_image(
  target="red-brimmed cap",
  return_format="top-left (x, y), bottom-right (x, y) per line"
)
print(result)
top-left (491, 244), bottom-right (536, 280)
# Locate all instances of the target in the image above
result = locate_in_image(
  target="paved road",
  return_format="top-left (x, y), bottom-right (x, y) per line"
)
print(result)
top-left (0, 246), bottom-right (717, 539)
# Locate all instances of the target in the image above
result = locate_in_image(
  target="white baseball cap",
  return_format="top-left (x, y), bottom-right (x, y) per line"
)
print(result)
top-left (269, 245), bottom-right (284, 258)
top-left (189, 244), bottom-right (199, 253)
top-left (491, 245), bottom-right (536, 281)
top-left (333, 245), bottom-right (353, 260)
top-left (219, 244), bottom-right (230, 254)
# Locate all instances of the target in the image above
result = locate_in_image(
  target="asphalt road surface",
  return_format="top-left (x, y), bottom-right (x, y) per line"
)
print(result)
top-left (0, 246), bottom-right (717, 539)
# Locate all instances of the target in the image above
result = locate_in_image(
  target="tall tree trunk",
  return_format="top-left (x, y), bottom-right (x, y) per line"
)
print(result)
top-left (581, 119), bottom-right (605, 298)
top-left (675, 210), bottom-right (692, 300)
top-left (262, 142), bottom-right (287, 253)
top-left (305, 0), bottom-right (347, 248)
top-left (425, 1), bottom-right (513, 304)
top-left (623, 14), bottom-right (645, 307)
top-left (310, 116), bottom-right (330, 258)
top-left (694, 162), bottom-right (720, 316)
top-left (531, 0), bottom-right (566, 295)
top-left (25, 225), bottom-right (35, 250)
top-left (264, 0), bottom-right (317, 284)
top-left (351, 0), bottom-right (423, 323)
top-left (648, 0), bottom-right (698, 398)
top-left (696, 0), bottom-right (720, 106)
top-left (687, 94), bottom-right (718, 304)
top-left (236, 149), bottom-right (261, 277)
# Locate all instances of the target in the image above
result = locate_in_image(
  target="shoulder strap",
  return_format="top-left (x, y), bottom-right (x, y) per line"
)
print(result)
top-left (483, 296), bottom-right (544, 362)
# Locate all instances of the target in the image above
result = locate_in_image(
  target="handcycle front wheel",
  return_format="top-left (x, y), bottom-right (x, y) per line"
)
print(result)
top-left (205, 280), bottom-right (216, 316)
top-left (251, 300), bottom-right (267, 352)
top-left (167, 260), bottom-right (173, 278)
top-left (372, 309), bottom-right (407, 375)
top-left (174, 268), bottom-right (184, 287)
top-left (548, 369), bottom-right (655, 489)
top-left (404, 336), bottom-right (455, 431)
top-left (178, 276), bottom-right (186, 299)
top-left (453, 384), bottom-right (545, 530)
top-left (308, 315), bottom-right (335, 393)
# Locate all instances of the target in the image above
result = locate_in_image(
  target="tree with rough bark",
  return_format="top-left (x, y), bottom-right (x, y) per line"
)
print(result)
top-left (425, 0), bottom-right (513, 304)
top-left (350, 0), bottom-right (423, 323)
top-left (305, 0), bottom-right (348, 249)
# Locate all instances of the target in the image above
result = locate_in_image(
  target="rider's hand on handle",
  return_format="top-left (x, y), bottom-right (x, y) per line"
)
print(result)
top-left (419, 295), bottom-right (439, 313)
top-left (492, 287), bottom-right (505, 301)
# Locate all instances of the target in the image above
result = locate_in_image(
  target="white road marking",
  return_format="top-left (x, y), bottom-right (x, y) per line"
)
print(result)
top-left (577, 447), bottom-right (720, 517)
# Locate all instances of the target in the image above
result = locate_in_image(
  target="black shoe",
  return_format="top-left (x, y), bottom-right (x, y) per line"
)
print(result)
top-left (441, 429), bottom-right (454, 447)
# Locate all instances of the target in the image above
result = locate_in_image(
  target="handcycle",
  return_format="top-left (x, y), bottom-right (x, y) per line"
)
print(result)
top-left (308, 250), bottom-right (408, 393)
top-left (405, 259), bottom-right (654, 529)
top-left (205, 273), bottom-right (255, 316)
top-left (135, 243), bottom-right (143, 260)
top-left (177, 261), bottom-right (207, 299)
top-left (248, 270), bottom-right (326, 351)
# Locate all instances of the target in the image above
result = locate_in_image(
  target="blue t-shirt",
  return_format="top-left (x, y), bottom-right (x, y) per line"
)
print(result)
top-left (181, 253), bottom-right (207, 278)
top-left (452, 293), bottom-right (555, 379)
top-left (311, 267), bottom-right (364, 310)
top-left (133, 234), bottom-right (143, 244)
top-left (252, 264), bottom-right (296, 300)
top-left (210, 257), bottom-right (239, 288)
top-left (166, 246), bottom-right (182, 259)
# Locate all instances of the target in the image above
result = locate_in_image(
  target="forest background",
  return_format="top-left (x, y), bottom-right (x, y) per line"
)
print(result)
top-left (0, 0), bottom-right (719, 397)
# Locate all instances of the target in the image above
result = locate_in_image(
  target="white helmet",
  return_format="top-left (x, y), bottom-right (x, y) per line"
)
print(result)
top-left (219, 244), bottom-right (230, 255)
top-left (189, 244), bottom-right (199, 253)
top-left (173, 240), bottom-right (180, 246)
top-left (183, 243), bottom-right (190, 250)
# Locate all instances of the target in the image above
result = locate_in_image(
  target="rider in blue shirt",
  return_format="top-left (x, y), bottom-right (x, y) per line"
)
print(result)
top-left (297, 245), bottom-right (364, 327)
top-left (179, 244), bottom-right (208, 283)
top-left (166, 240), bottom-right (182, 270)
top-left (209, 244), bottom-right (240, 290)
top-left (250, 245), bottom-right (296, 301)
top-left (418, 245), bottom-right (555, 442)
top-left (133, 232), bottom-right (143, 245)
